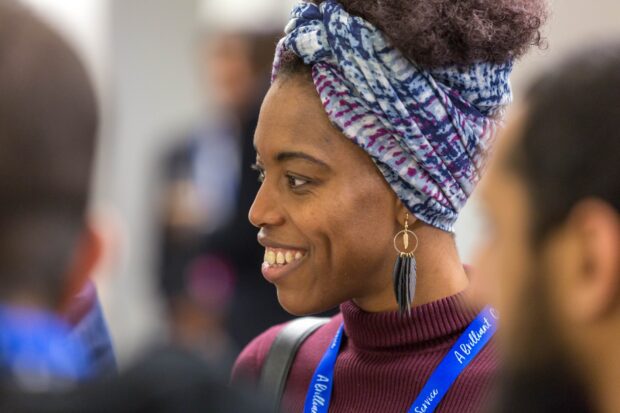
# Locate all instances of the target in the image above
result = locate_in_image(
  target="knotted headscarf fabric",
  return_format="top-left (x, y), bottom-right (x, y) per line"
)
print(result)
top-left (272, 0), bottom-right (513, 232)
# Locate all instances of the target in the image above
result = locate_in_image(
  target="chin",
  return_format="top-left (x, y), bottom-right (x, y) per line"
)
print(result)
top-left (276, 288), bottom-right (335, 316)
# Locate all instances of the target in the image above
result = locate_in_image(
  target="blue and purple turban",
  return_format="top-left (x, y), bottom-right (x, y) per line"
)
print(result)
top-left (272, 0), bottom-right (513, 232)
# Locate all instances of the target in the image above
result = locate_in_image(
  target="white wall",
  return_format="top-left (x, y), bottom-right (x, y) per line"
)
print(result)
top-left (97, 0), bottom-right (203, 365)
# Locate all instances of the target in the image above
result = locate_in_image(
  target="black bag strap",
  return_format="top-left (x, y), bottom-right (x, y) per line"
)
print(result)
top-left (259, 317), bottom-right (330, 412)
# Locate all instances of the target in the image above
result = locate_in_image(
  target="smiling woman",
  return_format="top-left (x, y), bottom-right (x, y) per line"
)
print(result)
top-left (251, 78), bottom-right (400, 315)
top-left (232, 0), bottom-right (546, 412)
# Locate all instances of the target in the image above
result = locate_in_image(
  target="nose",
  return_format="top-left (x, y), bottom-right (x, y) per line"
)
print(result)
top-left (248, 180), bottom-right (285, 229)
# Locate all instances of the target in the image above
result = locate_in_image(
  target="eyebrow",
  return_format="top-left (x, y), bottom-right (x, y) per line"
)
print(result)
top-left (274, 151), bottom-right (331, 169)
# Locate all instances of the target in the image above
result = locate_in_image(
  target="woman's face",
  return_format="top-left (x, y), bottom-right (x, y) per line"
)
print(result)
top-left (250, 76), bottom-right (401, 315)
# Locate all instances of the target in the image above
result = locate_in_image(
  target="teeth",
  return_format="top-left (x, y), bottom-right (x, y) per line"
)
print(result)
top-left (263, 248), bottom-right (305, 267)
top-left (276, 252), bottom-right (285, 265)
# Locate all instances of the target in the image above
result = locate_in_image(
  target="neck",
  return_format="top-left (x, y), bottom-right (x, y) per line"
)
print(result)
top-left (353, 224), bottom-right (469, 313)
top-left (0, 293), bottom-right (54, 312)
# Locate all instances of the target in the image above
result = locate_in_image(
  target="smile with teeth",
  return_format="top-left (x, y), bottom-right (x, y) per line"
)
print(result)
top-left (263, 248), bottom-right (305, 268)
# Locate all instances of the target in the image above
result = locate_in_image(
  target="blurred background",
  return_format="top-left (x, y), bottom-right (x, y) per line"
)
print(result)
top-left (20, 0), bottom-right (620, 367)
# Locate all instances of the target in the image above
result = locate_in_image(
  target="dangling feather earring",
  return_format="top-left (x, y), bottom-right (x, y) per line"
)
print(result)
top-left (392, 213), bottom-right (419, 314)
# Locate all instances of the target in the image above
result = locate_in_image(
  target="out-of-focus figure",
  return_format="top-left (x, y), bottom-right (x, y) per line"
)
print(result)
top-left (477, 43), bottom-right (620, 413)
top-left (0, 0), bottom-right (115, 388)
top-left (0, 2), bottom-right (270, 412)
top-left (158, 2), bottom-right (294, 363)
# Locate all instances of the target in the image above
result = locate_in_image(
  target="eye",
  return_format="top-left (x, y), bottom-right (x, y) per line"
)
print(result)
top-left (287, 174), bottom-right (309, 189)
top-left (251, 163), bottom-right (265, 183)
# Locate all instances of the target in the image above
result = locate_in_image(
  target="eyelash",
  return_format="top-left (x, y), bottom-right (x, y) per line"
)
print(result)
top-left (251, 163), bottom-right (312, 191)
top-left (251, 163), bottom-right (265, 183)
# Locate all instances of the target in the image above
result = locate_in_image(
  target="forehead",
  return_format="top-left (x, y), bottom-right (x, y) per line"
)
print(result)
top-left (479, 104), bottom-right (528, 205)
top-left (489, 106), bottom-right (527, 176)
top-left (255, 77), bottom-right (369, 167)
top-left (255, 78), bottom-right (337, 150)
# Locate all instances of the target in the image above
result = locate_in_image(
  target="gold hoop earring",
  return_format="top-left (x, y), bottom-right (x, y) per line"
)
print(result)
top-left (392, 213), bottom-right (418, 313)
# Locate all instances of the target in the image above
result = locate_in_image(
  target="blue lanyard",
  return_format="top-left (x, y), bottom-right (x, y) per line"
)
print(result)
top-left (303, 306), bottom-right (498, 413)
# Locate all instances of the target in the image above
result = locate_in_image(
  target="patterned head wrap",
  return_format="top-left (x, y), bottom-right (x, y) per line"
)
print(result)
top-left (272, 0), bottom-right (513, 232)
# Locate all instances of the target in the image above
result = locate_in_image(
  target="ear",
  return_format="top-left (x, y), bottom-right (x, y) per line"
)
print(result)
top-left (558, 199), bottom-right (620, 324)
top-left (394, 199), bottom-right (412, 228)
top-left (59, 211), bottom-right (117, 313)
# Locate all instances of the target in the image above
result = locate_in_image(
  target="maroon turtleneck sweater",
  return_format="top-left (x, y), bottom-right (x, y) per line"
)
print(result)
top-left (233, 293), bottom-right (498, 412)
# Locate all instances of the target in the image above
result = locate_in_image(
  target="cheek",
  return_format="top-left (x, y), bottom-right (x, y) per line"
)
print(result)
top-left (274, 179), bottom-right (395, 314)
top-left (472, 244), bottom-right (499, 309)
top-left (492, 204), bottom-right (537, 354)
top-left (539, 236), bottom-right (580, 340)
top-left (475, 212), bottom-right (527, 310)
top-left (316, 176), bottom-right (396, 282)
top-left (498, 229), bottom-right (529, 312)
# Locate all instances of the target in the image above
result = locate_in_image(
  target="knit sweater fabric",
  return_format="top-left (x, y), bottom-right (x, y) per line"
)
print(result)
top-left (232, 293), bottom-right (498, 413)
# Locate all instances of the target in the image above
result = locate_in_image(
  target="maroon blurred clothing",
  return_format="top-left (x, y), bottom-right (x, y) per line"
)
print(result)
top-left (233, 292), bottom-right (497, 413)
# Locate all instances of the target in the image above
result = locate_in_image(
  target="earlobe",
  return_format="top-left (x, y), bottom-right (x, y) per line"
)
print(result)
top-left (568, 199), bottom-right (620, 322)
top-left (394, 200), bottom-right (414, 228)
top-left (59, 212), bottom-right (117, 314)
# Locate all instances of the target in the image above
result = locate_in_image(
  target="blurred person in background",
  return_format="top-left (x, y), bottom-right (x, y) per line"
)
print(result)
top-left (232, 0), bottom-right (546, 412)
top-left (158, 0), bottom-right (296, 363)
top-left (0, 0), bottom-right (115, 388)
top-left (0, 1), bottom-right (270, 411)
top-left (477, 44), bottom-right (620, 412)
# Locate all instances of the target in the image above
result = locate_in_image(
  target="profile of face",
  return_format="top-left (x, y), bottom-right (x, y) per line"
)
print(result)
top-left (475, 106), bottom-right (586, 409)
top-left (475, 107), bottom-right (536, 360)
top-left (249, 75), bottom-right (404, 315)
top-left (477, 103), bottom-right (620, 409)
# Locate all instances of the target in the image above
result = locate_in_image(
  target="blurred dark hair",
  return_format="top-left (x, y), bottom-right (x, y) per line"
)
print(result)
top-left (513, 43), bottom-right (620, 242)
top-left (0, 1), bottom-right (98, 306)
top-left (277, 0), bottom-right (547, 77)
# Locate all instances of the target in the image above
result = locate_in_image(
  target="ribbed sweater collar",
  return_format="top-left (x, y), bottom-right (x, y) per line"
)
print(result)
top-left (340, 292), bottom-right (480, 352)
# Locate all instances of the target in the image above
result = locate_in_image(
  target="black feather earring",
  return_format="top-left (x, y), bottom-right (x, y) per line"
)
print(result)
top-left (392, 213), bottom-right (418, 314)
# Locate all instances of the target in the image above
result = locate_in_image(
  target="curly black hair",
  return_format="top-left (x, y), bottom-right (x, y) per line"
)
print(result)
top-left (279, 0), bottom-right (546, 73)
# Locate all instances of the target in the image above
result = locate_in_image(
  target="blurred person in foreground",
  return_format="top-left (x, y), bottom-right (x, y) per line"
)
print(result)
top-left (158, 8), bottom-right (293, 361)
top-left (0, 0), bottom-right (115, 388)
top-left (478, 44), bottom-right (620, 412)
top-left (0, 1), bottom-right (267, 411)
